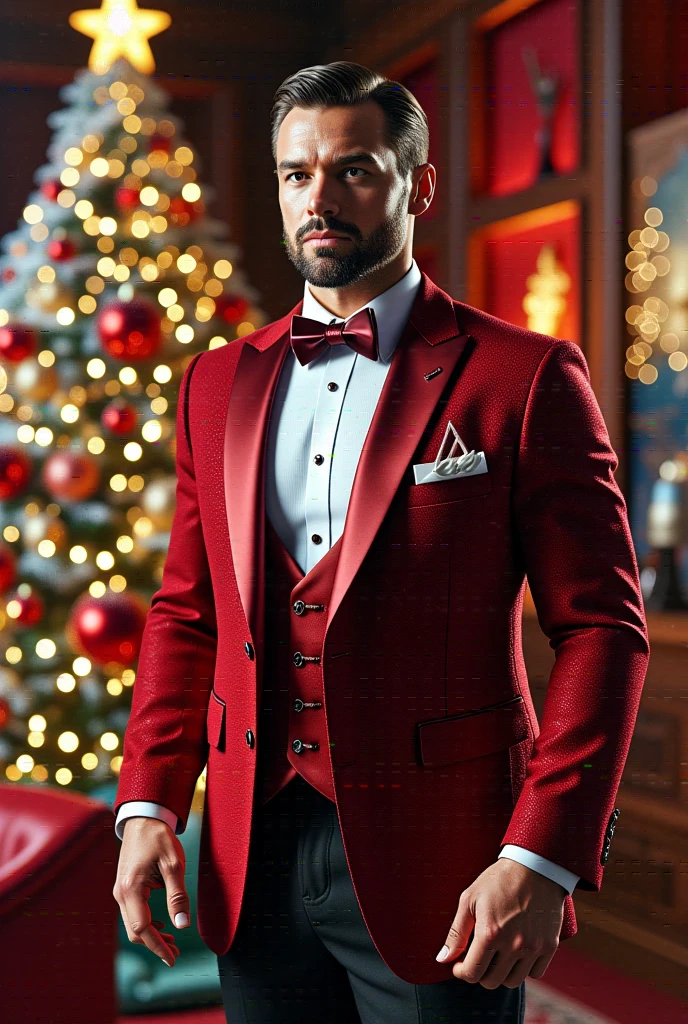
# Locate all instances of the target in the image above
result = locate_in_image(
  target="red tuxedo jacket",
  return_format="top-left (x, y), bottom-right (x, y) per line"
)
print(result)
top-left (115, 271), bottom-right (650, 984)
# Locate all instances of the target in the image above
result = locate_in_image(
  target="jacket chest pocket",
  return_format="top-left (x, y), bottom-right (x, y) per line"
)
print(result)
top-left (206, 688), bottom-right (226, 752)
top-left (404, 468), bottom-right (492, 508)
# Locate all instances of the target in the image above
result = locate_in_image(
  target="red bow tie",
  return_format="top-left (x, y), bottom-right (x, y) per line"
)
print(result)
top-left (290, 307), bottom-right (379, 366)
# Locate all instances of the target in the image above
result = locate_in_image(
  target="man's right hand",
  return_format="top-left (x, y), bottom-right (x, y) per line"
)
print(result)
top-left (113, 816), bottom-right (191, 968)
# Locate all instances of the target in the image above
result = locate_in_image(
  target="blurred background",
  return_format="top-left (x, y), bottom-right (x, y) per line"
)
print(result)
top-left (0, 2), bottom-right (686, 1023)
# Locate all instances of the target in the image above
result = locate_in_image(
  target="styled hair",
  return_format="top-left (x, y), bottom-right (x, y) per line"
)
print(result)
top-left (270, 61), bottom-right (429, 184)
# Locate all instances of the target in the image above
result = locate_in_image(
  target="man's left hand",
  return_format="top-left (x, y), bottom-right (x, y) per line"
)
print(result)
top-left (436, 858), bottom-right (567, 989)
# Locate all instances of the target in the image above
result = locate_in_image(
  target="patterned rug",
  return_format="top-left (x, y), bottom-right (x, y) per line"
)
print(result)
top-left (526, 979), bottom-right (619, 1023)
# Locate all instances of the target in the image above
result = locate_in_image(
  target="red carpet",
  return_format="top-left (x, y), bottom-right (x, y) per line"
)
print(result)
top-left (117, 944), bottom-right (688, 1024)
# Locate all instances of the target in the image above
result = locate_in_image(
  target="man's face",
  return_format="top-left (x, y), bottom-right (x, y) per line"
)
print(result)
top-left (275, 101), bottom-right (413, 289)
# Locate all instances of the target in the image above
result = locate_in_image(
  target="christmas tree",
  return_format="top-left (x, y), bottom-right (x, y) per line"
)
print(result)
top-left (0, 5), bottom-right (266, 794)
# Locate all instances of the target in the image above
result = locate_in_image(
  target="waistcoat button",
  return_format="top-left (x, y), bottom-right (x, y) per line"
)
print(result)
top-left (245, 729), bottom-right (254, 748)
top-left (244, 641), bottom-right (254, 660)
top-left (311, 534), bottom-right (322, 544)
top-left (314, 454), bottom-right (324, 465)
top-left (327, 382), bottom-right (338, 391)
top-left (292, 738), bottom-right (319, 754)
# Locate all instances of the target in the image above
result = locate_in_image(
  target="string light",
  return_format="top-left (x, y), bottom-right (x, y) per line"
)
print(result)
top-left (60, 167), bottom-right (80, 187)
top-left (74, 199), bottom-right (93, 219)
top-left (89, 157), bottom-right (109, 177)
top-left (140, 185), bottom-right (158, 205)
top-left (56, 307), bottom-right (76, 325)
top-left (123, 114), bottom-right (142, 134)
top-left (177, 253), bottom-right (196, 273)
top-left (23, 205), bottom-right (44, 224)
top-left (214, 259), bottom-right (232, 278)
top-left (181, 182), bottom-right (201, 202)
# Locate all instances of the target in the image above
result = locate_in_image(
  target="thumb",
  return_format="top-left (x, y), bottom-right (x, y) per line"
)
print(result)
top-left (436, 892), bottom-right (475, 962)
top-left (160, 859), bottom-right (190, 930)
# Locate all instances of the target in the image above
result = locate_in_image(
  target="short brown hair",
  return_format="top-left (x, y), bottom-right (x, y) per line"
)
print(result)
top-left (270, 61), bottom-right (429, 184)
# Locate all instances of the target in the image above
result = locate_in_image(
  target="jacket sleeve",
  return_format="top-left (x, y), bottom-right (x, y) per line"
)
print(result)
top-left (501, 340), bottom-right (650, 890)
top-left (114, 351), bottom-right (217, 834)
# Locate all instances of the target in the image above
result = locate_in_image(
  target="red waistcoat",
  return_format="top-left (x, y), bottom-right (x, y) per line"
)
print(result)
top-left (256, 514), bottom-right (343, 805)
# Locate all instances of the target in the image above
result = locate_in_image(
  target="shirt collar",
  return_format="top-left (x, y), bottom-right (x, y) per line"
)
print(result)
top-left (300, 257), bottom-right (423, 364)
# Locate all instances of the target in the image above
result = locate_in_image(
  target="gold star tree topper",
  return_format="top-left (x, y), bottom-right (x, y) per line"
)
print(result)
top-left (69, 0), bottom-right (171, 75)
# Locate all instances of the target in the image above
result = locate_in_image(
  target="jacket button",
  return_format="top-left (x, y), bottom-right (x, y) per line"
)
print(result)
top-left (293, 600), bottom-right (305, 615)
top-left (245, 729), bottom-right (254, 748)
top-left (293, 651), bottom-right (305, 668)
top-left (244, 641), bottom-right (254, 660)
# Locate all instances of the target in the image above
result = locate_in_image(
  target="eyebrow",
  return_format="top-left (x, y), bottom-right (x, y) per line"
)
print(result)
top-left (276, 152), bottom-right (381, 173)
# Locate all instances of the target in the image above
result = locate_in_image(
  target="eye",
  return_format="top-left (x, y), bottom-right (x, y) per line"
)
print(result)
top-left (285, 167), bottom-right (368, 182)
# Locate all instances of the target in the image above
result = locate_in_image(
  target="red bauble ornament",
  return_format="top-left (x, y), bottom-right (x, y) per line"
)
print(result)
top-left (40, 179), bottom-right (63, 202)
top-left (149, 133), bottom-right (171, 154)
top-left (7, 587), bottom-right (44, 627)
top-left (215, 293), bottom-right (249, 325)
top-left (42, 451), bottom-right (100, 501)
top-left (2, 268), bottom-right (15, 283)
top-left (168, 195), bottom-right (202, 225)
top-left (47, 238), bottom-right (76, 262)
top-left (101, 399), bottom-right (138, 435)
top-left (0, 324), bottom-right (38, 363)
top-left (0, 446), bottom-right (32, 500)
top-left (115, 186), bottom-right (141, 210)
top-left (0, 544), bottom-right (18, 593)
top-left (0, 696), bottom-right (11, 731)
top-left (97, 298), bottom-right (161, 361)
top-left (67, 591), bottom-right (148, 665)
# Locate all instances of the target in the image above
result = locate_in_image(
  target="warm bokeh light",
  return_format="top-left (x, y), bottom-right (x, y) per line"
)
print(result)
top-left (69, 0), bottom-right (171, 75)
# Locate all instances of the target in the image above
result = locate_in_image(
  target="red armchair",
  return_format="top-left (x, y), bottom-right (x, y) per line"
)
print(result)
top-left (0, 782), bottom-right (119, 1024)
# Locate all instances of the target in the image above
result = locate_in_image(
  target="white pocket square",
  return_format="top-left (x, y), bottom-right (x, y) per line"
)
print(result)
top-left (413, 420), bottom-right (488, 485)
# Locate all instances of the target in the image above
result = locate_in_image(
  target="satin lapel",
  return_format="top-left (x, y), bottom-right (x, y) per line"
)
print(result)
top-left (325, 279), bottom-right (473, 632)
top-left (223, 326), bottom-right (292, 645)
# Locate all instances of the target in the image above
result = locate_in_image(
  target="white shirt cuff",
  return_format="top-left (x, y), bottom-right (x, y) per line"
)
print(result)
top-left (499, 844), bottom-right (579, 895)
top-left (115, 800), bottom-right (180, 841)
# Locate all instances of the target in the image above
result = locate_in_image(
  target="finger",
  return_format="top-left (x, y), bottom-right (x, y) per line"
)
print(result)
top-left (529, 949), bottom-right (557, 980)
top-left (451, 927), bottom-right (500, 984)
top-left (501, 954), bottom-right (538, 989)
top-left (152, 922), bottom-right (180, 955)
top-left (117, 900), bottom-right (143, 946)
top-left (157, 851), bottom-right (190, 930)
top-left (477, 950), bottom-right (521, 990)
top-left (437, 892), bottom-right (475, 962)
top-left (122, 886), bottom-right (177, 965)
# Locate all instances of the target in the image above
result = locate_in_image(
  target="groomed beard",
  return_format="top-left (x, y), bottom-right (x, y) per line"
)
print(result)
top-left (282, 186), bottom-right (410, 289)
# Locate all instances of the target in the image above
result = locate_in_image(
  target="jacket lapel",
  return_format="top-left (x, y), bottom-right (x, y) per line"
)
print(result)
top-left (325, 276), bottom-right (472, 630)
top-left (223, 271), bottom-right (475, 643)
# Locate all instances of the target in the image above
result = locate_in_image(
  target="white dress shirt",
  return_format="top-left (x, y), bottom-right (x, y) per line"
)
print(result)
top-left (115, 258), bottom-right (579, 897)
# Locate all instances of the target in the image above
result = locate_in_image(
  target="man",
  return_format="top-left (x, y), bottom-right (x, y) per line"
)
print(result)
top-left (113, 61), bottom-right (649, 1023)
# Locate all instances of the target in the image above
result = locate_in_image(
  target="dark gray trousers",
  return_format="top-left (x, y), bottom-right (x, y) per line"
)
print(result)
top-left (217, 772), bottom-right (526, 1023)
